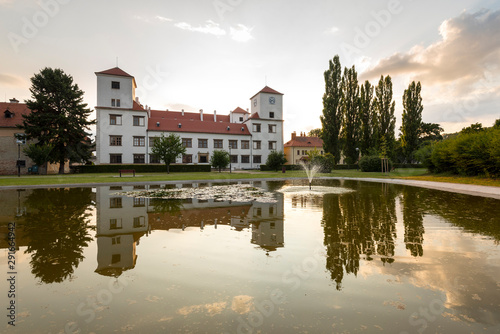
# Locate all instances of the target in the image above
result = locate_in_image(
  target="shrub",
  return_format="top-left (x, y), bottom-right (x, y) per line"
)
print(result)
top-left (310, 153), bottom-right (335, 173)
top-left (71, 164), bottom-right (211, 173)
top-left (359, 155), bottom-right (393, 172)
top-left (266, 151), bottom-right (287, 171)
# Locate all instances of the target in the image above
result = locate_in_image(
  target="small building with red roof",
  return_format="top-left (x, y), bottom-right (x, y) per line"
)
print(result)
top-left (95, 67), bottom-right (284, 168)
top-left (284, 131), bottom-right (324, 165)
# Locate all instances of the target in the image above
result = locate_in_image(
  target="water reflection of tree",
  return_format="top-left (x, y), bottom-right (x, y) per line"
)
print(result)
top-left (401, 187), bottom-right (425, 257)
top-left (322, 182), bottom-right (398, 290)
top-left (149, 198), bottom-right (183, 215)
top-left (22, 188), bottom-right (94, 284)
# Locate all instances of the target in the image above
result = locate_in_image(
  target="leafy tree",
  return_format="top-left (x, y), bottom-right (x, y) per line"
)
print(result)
top-left (340, 65), bottom-right (360, 164)
top-left (359, 80), bottom-right (374, 156)
top-left (23, 143), bottom-right (53, 172)
top-left (420, 122), bottom-right (443, 143)
top-left (20, 68), bottom-right (95, 174)
top-left (461, 122), bottom-right (483, 134)
top-left (210, 150), bottom-right (230, 172)
top-left (374, 75), bottom-right (396, 158)
top-left (308, 128), bottom-right (323, 137)
top-left (266, 150), bottom-right (287, 171)
top-left (321, 55), bottom-right (343, 164)
top-left (151, 133), bottom-right (186, 174)
top-left (400, 81), bottom-right (423, 163)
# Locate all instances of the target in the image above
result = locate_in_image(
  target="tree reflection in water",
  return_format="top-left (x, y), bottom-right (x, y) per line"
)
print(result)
top-left (22, 188), bottom-right (94, 284)
top-left (322, 182), bottom-right (398, 290)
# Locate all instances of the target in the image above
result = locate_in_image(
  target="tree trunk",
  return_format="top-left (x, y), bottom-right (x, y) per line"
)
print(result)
top-left (167, 163), bottom-right (170, 174)
top-left (58, 159), bottom-right (65, 174)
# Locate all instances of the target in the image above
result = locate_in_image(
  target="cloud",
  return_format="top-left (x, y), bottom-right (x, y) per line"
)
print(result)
top-left (174, 20), bottom-right (226, 37)
top-left (230, 24), bottom-right (254, 42)
top-left (155, 15), bottom-right (172, 22)
top-left (361, 9), bottom-right (500, 93)
top-left (0, 73), bottom-right (24, 86)
top-left (325, 26), bottom-right (340, 35)
top-left (134, 15), bottom-right (173, 24)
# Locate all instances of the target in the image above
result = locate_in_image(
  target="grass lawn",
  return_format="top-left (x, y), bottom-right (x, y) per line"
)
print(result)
top-left (0, 168), bottom-right (498, 187)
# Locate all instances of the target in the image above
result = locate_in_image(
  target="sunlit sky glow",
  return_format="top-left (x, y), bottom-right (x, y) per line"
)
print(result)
top-left (1, 0), bottom-right (500, 140)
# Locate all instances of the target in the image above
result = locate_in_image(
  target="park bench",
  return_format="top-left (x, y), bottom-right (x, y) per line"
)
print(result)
top-left (119, 169), bottom-right (135, 177)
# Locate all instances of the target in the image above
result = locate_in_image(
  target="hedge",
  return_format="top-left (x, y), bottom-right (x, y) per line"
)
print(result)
top-left (333, 164), bottom-right (359, 170)
top-left (71, 164), bottom-right (212, 173)
top-left (393, 163), bottom-right (425, 169)
top-left (260, 164), bottom-right (302, 171)
top-left (359, 156), bottom-right (393, 172)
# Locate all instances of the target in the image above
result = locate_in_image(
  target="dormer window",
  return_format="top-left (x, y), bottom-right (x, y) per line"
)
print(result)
top-left (4, 110), bottom-right (14, 118)
top-left (111, 81), bottom-right (120, 89)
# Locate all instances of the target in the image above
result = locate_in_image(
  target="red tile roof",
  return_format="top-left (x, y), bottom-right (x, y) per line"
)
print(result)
top-left (232, 107), bottom-right (248, 114)
top-left (0, 102), bottom-right (31, 128)
top-left (95, 67), bottom-right (134, 78)
top-left (148, 109), bottom-right (251, 135)
top-left (248, 112), bottom-right (260, 119)
top-left (284, 136), bottom-right (323, 148)
top-left (250, 86), bottom-right (283, 99)
top-left (133, 100), bottom-right (145, 111)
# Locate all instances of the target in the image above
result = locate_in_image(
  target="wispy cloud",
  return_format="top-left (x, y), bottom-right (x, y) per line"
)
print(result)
top-left (0, 73), bottom-right (24, 86)
top-left (174, 20), bottom-right (226, 37)
top-left (361, 9), bottom-right (500, 95)
top-left (325, 26), bottom-right (339, 35)
top-left (155, 15), bottom-right (172, 22)
top-left (230, 24), bottom-right (253, 42)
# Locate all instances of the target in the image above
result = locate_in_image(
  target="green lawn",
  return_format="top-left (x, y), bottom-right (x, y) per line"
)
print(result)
top-left (0, 168), bottom-right (498, 187)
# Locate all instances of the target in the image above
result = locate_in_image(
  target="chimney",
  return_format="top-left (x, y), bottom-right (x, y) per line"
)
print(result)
top-left (135, 97), bottom-right (140, 103)
top-left (291, 131), bottom-right (296, 140)
top-left (200, 109), bottom-right (203, 121)
top-left (230, 110), bottom-right (233, 123)
top-left (181, 109), bottom-right (184, 116)
top-left (214, 110), bottom-right (217, 122)
top-left (9, 98), bottom-right (19, 103)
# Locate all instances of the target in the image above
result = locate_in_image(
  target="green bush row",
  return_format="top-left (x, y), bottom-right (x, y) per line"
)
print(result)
top-left (260, 164), bottom-right (302, 171)
top-left (359, 156), bottom-right (393, 172)
top-left (427, 127), bottom-right (500, 177)
top-left (71, 164), bottom-right (212, 174)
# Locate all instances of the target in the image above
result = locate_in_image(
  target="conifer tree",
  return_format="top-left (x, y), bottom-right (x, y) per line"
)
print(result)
top-left (340, 66), bottom-right (360, 164)
top-left (401, 81), bottom-right (423, 162)
top-left (321, 55), bottom-right (343, 163)
top-left (20, 68), bottom-right (95, 174)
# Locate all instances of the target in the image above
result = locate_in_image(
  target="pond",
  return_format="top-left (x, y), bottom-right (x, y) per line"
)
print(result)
top-left (1, 179), bottom-right (500, 333)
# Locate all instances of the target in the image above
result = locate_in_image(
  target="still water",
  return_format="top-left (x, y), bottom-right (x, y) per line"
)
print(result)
top-left (1, 179), bottom-right (500, 333)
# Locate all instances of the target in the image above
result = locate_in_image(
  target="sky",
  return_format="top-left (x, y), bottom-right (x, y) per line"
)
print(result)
top-left (1, 0), bottom-right (500, 141)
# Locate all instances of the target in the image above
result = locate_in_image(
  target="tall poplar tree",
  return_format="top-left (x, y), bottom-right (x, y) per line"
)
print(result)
top-left (400, 81), bottom-right (423, 162)
top-left (340, 66), bottom-right (360, 164)
top-left (321, 55), bottom-right (343, 164)
top-left (374, 75), bottom-right (396, 158)
top-left (21, 68), bottom-right (95, 174)
top-left (359, 80), bottom-right (374, 156)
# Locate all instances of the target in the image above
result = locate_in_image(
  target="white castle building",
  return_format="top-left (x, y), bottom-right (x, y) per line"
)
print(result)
top-left (95, 67), bottom-right (284, 169)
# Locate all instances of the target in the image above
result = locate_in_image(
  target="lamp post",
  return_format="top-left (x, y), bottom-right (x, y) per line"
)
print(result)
top-left (229, 145), bottom-right (232, 174)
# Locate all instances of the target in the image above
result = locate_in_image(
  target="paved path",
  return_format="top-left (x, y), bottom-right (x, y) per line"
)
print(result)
top-left (0, 177), bottom-right (499, 199)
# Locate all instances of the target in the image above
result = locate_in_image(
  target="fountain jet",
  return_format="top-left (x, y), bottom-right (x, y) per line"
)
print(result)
top-left (299, 161), bottom-right (320, 190)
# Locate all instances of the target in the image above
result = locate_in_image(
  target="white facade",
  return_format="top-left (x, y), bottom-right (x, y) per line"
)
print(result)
top-left (95, 67), bottom-right (284, 168)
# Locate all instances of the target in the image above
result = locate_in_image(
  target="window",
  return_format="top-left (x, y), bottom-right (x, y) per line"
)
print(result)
top-left (253, 141), bottom-right (261, 150)
top-left (241, 155), bottom-right (250, 163)
top-left (133, 136), bottom-right (145, 147)
top-left (109, 114), bottom-right (122, 125)
top-left (112, 237), bottom-right (121, 245)
top-left (111, 81), bottom-right (120, 89)
top-left (253, 155), bottom-right (261, 164)
top-left (229, 140), bottom-right (238, 149)
top-left (149, 137), bottom-right (158, 147)
top-left (110, 136), bottom-right (122, 146)
top-left (241, 140), bottom-right (249, 149)
top-left (133, 116), bottom-right (145, 126)
top-left (268, 141), bottom-right (276, 150)
top-left (198, 139), bottom-right (208, 148)
top-left (302, 150), bottom-right (306, 155)
top-left (269, 206), bottom-right (274, 215)
top-left (239, 117), bottom-right (243, 122)
top-left (182, 154), bottom-right (192, 163)
top-left (111, 99), bottom-right (120, 107)
top-left (182, 138), bottom-right (192, 148)
top-left (230, 155), bottom-right (238, 163)
top-left (269, 112), bottom-right (274, 118)
top-left (199, 153), bottom-right (208, 163)
top-left (133, 216), bottom-right (145, 228)
top-left (110, 218), bottom-right (122, 229)
top-left (253, 124), bottom-right (261, 132)
top-left (214, 139), bottom-right (223, 148)
top-left (133, 154), bottom-right (145, 164)
top-left (110, 154), bottom-right (122, 163)
top-left (134, 198), bottom-right (145, 207)
top-left (150, 155), bottom-right (160, 163)
top-left (110, 198), bottom-right (122, 209)
top-left (111, 254), bottom-right (121, 264)
top-left (268, 124), bottom-right (276, 133)
top-left (297, 150), bottom-right (300, 155)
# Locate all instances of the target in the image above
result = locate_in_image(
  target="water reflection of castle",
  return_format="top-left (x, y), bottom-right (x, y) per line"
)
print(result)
top-left (95, 182), bottom-right (284, 276)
